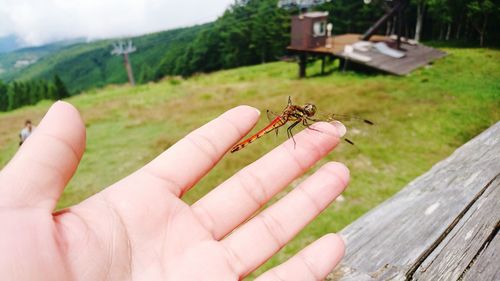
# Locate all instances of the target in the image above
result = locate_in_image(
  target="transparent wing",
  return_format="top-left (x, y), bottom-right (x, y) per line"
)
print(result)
top-left (322, 113), bottom-right (374, 126)
top-left (311, 112), bottom-right (375, 146)
top-left (266, 110), bottom-right (281, 136)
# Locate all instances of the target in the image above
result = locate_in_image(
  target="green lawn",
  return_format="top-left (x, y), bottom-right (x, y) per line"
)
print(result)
top-left (0, 47), bottom-right (499, 278)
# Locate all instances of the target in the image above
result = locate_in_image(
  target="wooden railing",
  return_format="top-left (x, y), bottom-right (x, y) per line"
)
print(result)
top-left (328, 122), bottom-right (499, 281)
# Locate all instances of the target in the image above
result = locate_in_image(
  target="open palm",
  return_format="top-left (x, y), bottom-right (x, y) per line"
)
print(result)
top-left (0, 101), bottom-right (348, 280)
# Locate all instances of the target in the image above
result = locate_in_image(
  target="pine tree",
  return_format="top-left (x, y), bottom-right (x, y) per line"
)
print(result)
top-left (53, 75), bottom-right (70, 100)
top-left (138, 65), bottom-right (154, 84)
top-left (7, 82), bottom-right (22, 111)
top-left (46, 82), bottom-right (57, 100)
top-left (27, 80), bottom-right (38, 105)
top-left (0, 80), bottom-right (8, 112)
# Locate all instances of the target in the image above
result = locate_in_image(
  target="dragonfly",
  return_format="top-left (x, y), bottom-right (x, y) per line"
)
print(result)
top-left (230, 96), bottom-right (374, 153)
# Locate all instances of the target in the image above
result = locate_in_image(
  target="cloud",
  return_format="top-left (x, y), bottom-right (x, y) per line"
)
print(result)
top-left (0, 0), bottom-right (234, 46)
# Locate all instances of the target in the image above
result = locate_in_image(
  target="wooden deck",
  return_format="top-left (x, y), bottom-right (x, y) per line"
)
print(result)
top-left (328, 122), bottom-right (500, 280)
top-left (287, 34), bottom-right (446, 76)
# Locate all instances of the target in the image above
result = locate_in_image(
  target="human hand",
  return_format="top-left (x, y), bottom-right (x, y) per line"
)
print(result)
top-left (0, 101), bottom-right (349, 280)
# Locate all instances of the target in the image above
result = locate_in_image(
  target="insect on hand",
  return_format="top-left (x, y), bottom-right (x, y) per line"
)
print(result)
top-left (230, 96), bottom-right (374, 153)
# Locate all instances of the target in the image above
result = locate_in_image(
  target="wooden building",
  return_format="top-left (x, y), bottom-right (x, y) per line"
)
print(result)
top-left (287, 10), bottom-right (446, 77)
top-left (290, 12), bottom-right (328, 49)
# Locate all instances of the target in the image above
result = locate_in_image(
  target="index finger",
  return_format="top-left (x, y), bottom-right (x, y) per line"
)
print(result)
top-left (103, 105), bottom-right (261, 198)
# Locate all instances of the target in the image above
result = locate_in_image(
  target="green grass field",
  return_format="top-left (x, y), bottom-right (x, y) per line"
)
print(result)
top-left (0, 47), bottom-right (499, 278)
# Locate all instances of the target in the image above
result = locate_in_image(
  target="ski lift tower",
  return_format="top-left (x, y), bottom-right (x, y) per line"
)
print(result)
top-left (111, 40), bottom-right (137, 86)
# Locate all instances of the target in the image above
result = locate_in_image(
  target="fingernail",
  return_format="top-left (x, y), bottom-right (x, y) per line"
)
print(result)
top-left (338, 233), bottom-right (348, 246)
top-left (331, 121), bottom-right (346, 137)
top-left (45, 101), bottom-right (61, 116)
top-left (238, 105), bottom-right (260, 116)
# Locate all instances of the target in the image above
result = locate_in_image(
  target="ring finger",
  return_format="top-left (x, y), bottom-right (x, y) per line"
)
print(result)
top-left (221, 162), bottom-right (349, 277)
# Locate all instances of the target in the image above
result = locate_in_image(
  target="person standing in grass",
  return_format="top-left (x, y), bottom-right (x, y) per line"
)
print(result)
top-left (19, 119), bottom-right (35, 146)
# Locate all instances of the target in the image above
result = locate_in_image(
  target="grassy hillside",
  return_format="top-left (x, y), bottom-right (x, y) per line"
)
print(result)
top-left (0, 24), bottom-right (209, 93)
top-left (0, 43), bottom-right (62, 76)
top-left (0, 38), bottom-right (85, 78)
top-left (0, 47), bottom-right (498, 278)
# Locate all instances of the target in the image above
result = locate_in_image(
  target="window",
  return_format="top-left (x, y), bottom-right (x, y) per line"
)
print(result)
top-left (313, 21), bottom-right (326, 37)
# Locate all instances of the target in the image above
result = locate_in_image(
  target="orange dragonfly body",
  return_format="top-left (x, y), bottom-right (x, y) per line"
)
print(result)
top-left (230, 97), bottom-right (373, 153)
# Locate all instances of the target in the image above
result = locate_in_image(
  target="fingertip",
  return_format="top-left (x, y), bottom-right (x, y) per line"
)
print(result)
top-left (300, 233), bottom-right (345, 278)
top-left (310, 121), bottom-right (346, 138)
top-left (223, 105), bottom-right (260, 124)
top-left (322, 233), bottom-right (346, 258)
top-left (46, 101), bottom-right (84, 127)
top-left (323, 162), bottom-right (350, 188)
top-left (234, 105), bottom-right (260, 117)
top-left (39, 101), bottom-right (86, 157)
top-left (331, 121), bottom-right (347, 138)
top-left (240, 105), bottom-right (261, 116)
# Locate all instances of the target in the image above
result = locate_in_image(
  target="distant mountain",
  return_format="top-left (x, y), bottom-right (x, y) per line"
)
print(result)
top-left (0, 35), bottom-right (22, 53)
top-left (0, 38), bottom-right (87, 78)
top-left (0, 25), bottom-right (209, 93)
top-left (0, 43), bottom-right (63, 78)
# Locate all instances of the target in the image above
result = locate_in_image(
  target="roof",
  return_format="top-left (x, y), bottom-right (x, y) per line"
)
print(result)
top-left (303, 11), bottom-right (329, 18)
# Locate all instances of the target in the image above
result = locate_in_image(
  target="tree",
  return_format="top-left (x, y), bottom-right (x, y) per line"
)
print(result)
top-left (53, 75), bottom-right (70, 100)
top-left (428, 0), bottom-right (452, 40)
top-left (0, 80), bottom-right (8, 112)
top-left (467, 0), bottom-right (496, 46)
top-left (46, 83), bottom-right (57, 101)
top-left (412, 0), bottom-right (429, 41)
top-left (138, 64), bottom-right (154, 84)
top-left (7, 82), bottom-right (22, 111)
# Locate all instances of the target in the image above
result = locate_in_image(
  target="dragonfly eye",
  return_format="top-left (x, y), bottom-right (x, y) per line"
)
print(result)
top-left (304, 104), bottom-right (317, 116)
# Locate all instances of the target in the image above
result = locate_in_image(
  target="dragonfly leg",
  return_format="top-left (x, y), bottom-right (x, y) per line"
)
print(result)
top-left (306, 116), bottom-right (322, 123)
top-left (345, 138), bottom-right (355, 145)
top-left (303, 119), bottom-right (322, 133)
top-left (287, 120), bottom-right (301, 149)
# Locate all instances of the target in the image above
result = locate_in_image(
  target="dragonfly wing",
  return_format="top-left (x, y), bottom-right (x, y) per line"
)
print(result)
top-left (310, 113), bottom-right (375, 148)
top-left (267, 110), bottom-right (280, 136)
top-left (321, 113), bottom-right (374, 126)
top-left (266, 110), bottom-right (279, 122)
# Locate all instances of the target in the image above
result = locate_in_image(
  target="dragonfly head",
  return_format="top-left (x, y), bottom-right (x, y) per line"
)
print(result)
top-left (303, 104), bottom-right (317, 117)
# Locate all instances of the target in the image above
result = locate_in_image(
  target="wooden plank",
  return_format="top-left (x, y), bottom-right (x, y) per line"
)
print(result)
top-left (412, 176), bottom-right (499, 280)
top-left (461, 230), bottom-right (500, 281)
top-left (288, 33), bottom-right (446, 76)
top-left (328, 122), bottom-right (500, 280)
top-left (379, 46), bottom-right (446, 75)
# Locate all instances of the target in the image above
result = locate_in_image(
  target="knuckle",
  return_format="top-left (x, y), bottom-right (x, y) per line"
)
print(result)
top-left (236, 169), bottom-right (269, 208)
top-left (258, 212), bottom-right (287, 248)
top-left (185, 132), bottom-right (219, 165)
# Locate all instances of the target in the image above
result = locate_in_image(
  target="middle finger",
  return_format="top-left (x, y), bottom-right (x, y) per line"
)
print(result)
top-left (191, 122), bottom-right (345, 239)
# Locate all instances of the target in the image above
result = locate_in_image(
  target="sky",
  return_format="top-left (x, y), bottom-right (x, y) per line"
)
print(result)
top-left (0, 0), bottom-right (235, 47)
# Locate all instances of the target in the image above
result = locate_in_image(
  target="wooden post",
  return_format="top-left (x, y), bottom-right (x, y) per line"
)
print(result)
top-left (321, 56), bottom-right (326, 75)
top-left (299, 53), bottom-right (307, 78)
top-left (397, 6), bottom-right (402, 49)
top-left (339, 58), bottom-right (346, 72)
top-left (111, 40), bottom-right (137, 86)
top-left (123, 53), bottom-right (135, 86)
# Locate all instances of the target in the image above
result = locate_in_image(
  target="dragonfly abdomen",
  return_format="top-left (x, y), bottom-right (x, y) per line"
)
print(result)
top-left (230, 116), bottom-right (288, 153)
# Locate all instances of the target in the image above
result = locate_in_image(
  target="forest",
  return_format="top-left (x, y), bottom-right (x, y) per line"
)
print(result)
top-left (0, 76), bottom-right (69, 112)
top-left (0, 0), bottom-right (498, 111)
top-left (155, 0), bottom-right (499, 78)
